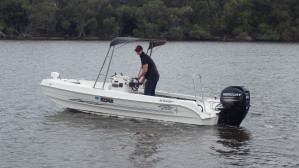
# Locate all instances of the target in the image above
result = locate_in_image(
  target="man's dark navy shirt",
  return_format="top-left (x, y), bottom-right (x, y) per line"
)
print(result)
top-left (140, 52), bottom-right (159, 79)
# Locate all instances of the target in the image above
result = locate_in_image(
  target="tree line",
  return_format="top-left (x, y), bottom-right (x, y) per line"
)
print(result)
top-left (0, 0), bottom-right (298, 41)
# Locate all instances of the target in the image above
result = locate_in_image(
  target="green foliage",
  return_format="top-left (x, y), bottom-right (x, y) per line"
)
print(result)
top-left (25, 1), bottom-right (57, 35)
top-left (61, 19), bottom-right (70, 30)
top-left (188, 24), bottom-right (211, 40)
top-left (233, 27), bottom-right (250, 40)
top-left (0, 0), bottom-right (28, 35)
top-left (0, 0), bottom-right (298, 41)
top-left (133, 22), bottom-right (159, 38)
top-left (115, 5), bottom-right (137, 36)
top-left (103, 17), bottom-right (120, 37)
top-left (134, 0), bottom-right (169, 37)
top-left (168, 27), bottom-right (184, 40)
top-left (256, 23), bottom-right (279, 40)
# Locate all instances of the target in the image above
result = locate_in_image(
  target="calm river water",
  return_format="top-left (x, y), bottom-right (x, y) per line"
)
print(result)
top-left (0, 40), bottom-right (298, 168)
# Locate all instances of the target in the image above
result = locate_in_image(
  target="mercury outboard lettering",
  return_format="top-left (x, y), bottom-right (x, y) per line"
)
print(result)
top-left (222, 93), bottom-right (242, 97)
top-left (218, 86), bottom-right (250, 126)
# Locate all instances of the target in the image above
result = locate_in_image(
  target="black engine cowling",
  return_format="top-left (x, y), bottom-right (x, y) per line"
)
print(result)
top-left (218, 86), bottom-right (250, 126)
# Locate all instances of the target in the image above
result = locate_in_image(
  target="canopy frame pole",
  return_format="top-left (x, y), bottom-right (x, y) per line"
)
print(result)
top-left (93, 46), bottom-right (111, 88)
top-left (102, 46), bottom-right (115, 90)
top-left (149, 42), bottom-right (153, 57)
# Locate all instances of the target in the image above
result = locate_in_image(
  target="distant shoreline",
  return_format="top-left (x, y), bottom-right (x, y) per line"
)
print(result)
top-left (1, 36), bottom-right (298, 42)
top-left (0, 36), bottom-right (103, 41)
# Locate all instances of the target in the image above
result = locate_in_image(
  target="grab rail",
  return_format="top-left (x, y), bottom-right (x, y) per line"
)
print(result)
top-left (192, 73), bottom-right (206, 113)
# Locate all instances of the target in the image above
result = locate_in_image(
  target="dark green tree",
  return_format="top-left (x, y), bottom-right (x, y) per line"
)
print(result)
top-left (25, 0), bottom-right (58, 36)
top-left (0, 0), bottom-right (28, 36)
top-left (0, 0), bottom-right (298, 41)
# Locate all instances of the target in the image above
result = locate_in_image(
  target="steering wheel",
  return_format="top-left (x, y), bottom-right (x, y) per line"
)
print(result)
top-left (129, 78), bottom-right (139, 91)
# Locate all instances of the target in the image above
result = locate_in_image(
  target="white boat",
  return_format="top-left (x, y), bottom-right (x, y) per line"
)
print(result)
top-left (41, 37), bottom-right (250, 126)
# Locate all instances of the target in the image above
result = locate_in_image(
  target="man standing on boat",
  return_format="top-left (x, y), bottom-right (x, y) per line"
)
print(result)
top-left (135, 45), bottom-right (160, 96)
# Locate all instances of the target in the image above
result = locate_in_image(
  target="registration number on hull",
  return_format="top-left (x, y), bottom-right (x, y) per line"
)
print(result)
top-left (95, 96), bottom-right (114, 103)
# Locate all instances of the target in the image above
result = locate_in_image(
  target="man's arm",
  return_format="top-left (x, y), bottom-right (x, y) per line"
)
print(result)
top-left (139, 76), bottom-right (146, 85)
top-left (136, 64), bottom-right (148, 80)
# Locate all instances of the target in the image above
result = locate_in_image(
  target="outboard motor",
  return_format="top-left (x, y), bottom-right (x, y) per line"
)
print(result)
top-left (218, 86), bottom-right (250, 126)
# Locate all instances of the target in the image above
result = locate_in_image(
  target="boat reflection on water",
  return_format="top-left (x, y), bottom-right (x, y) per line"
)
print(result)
top-left (45, 109), bottom-right (252, 167)
top-left (45, 108), bottom-right (163, 167)
top-left (213, 126), bottom-right (252, 162)
top-left (129, 131), bottom-right (162, 168)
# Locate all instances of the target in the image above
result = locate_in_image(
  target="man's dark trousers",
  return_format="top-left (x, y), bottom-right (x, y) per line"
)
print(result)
top-left (144, 77), bottom-right (159, 96)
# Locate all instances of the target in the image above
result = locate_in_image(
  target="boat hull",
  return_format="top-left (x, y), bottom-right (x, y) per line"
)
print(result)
top-left (41, 78), bottom-right (220, 125)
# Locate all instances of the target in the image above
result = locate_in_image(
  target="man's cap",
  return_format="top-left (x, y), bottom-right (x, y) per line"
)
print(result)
top-left (134, 45), bottom-right (143, 51)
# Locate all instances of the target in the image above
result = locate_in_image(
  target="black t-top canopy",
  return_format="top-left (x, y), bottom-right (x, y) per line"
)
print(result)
top-left (110, 37), bottom-right (166, 50)
top-left (110, 37), bottom-right (139, 46)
